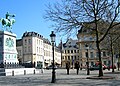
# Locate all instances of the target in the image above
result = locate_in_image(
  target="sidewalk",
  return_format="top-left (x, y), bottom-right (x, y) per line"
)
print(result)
top-left (86, 69), bottom-right (120, 79)
top-left (0, 69), bottom-right (119, 86)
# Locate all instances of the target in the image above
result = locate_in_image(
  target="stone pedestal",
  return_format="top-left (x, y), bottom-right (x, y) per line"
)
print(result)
top-left (0, 30), bottom-right (18, 64)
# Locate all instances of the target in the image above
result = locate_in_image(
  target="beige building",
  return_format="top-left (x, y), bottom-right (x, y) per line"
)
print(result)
top-left (55, 47), bottom-right (61, 65)
top-left (43, 38), bottom-right (61, 66)
top-left (17, 31), bottom-right (61, 68)
top-left (43, 38), bottom-right (52, 66)
top-left (17, 32), bottom-right (44, 68)
top-left (77, 27), bottom-right (112, 67)
top-left (61, 38), bottom-right (80, 68)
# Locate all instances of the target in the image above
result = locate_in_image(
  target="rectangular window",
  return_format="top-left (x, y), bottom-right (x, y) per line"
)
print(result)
top-left (18, 50), bottom-right (21, 56)
top-left (85, 52), bottom-right (88, 57)
top-left (68, 50), bottom-right (70, 53)
top-left (24, 47), bottom-right (27, 52)
top-left (37, 39), bottom-right (38, 44)
top-left (28, 39), bottom-right (31, 44)
top-left (103, 52), bottom-right (106, 57)
top-left (77, 56), bottom-right (79, 60)
top-left (71, 56), bottom-right (73, 60)
top-left (41, 41), bottom-right (43, 45)
top-left (107, 52), bottom-right (110, 56)
top-left (25, 39), bottom-right (27, 45)
top-left (90, 52), bottom-right (94, 58)
top-left (74, 56), bottom-right (76, 60)
top-left (96, 52), bottom-right (99, 58)
top-left (68, 56), bottom-right (70, 60)
top-left (39, 47), bottom-right (40, 53)
top-left (20, 50), bottom-right (21, 56)
top-left (28, 46), bottom-right (31, 52)
top-left (37, 47), bottom-right (38, 53)
top-left (91, 62), bottom-right (94, 66)
top-left (71, 50), bottom-right (73, 53)
top-left (74, 50), bottom-right (76, 53)
top-left (65, 56), bottom-right (67, 60)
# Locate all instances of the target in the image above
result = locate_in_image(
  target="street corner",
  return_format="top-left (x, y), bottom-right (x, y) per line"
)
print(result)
top-left (86, 76), bottom-right (116, 80)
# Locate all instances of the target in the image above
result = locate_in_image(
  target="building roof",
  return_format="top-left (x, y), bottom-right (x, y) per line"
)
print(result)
top-left (16, 39), bottom-right (22, 46)
top-left (43, 38), bottom-right (51, 45)
top-left (22, 31), bottom-right (43, 39)
top-left (62, 38), bottom-right (79, 50)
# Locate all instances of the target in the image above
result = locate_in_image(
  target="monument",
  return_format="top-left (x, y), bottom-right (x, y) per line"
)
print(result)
top-left (0, 12), bottom-right (39, 76)
top-left (0, 12), bottom-right (18, 67)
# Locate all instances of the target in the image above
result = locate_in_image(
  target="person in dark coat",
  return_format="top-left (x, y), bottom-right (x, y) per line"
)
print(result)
top-left (66, 61), bottom-right (70, 75)
top-left (75, 61), bottom-right (80, 75)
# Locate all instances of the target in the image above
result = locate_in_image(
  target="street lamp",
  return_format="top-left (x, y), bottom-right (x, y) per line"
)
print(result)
top-left (50, 31), bottom-right (56, 83)
top-left (60, 39), bottom-right (63, 67)
top-left (85, 44), bottom-right (90, 75)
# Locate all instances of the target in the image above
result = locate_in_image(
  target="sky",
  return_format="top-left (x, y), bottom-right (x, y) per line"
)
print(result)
top-left (0, 0), bottom-right (65, 45)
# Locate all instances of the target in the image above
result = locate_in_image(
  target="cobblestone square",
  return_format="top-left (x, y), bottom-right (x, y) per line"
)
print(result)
top-left (0, 69), bottom-right (120, 86)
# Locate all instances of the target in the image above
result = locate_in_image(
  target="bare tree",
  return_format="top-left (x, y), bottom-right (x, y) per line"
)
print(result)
top-left (99, 24), bottom-right (120, 73)
top-left (109, 27), bottom-right (120, 72)
top-left (44, 0), bottom-right (120, 77)
top-left (110, 27), bottom-right (120, 71)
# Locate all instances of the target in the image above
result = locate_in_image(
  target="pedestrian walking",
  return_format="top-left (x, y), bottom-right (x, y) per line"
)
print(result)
top-left (75, 61), bottom-right (80, 75)
top-left (66, 61), bottom-right (70, 75)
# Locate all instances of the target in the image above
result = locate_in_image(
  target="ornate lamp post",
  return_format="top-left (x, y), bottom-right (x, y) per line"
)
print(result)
top-left (50, 31), bottom-right (56, 83)
top-left (85, 44), bottom-right (90, 75)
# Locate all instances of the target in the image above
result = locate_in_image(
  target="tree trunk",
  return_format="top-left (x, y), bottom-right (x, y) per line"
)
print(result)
top-left (111, 49), bottom-right (114, 72)
top-left (95, 19), bottom-right (103, 77)
top-left (111, 51), bottom-right (114, 72)
top-left (110, 37), bottom-right (114, 72)
top-left (96, 42), bottom-right (103, 77)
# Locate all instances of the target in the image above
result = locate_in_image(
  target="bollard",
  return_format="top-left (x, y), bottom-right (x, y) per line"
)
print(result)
top-left (12, 70), bottom-right (14, 76)
top-left (41, 69), bottom-right (43, 73)
top-left (24, 70), bottom-right (26, 75)
top-left (34, 69), bottom-right (35, 74)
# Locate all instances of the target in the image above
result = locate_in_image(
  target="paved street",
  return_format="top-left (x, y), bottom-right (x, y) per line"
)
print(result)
top-left (0, 69), bottom-right (120, 86)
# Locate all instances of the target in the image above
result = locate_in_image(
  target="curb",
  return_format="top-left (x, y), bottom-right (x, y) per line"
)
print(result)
top-left (104, 72), bottom-right (120, 74)
top-left (86, 76), bottom-right (116, 79)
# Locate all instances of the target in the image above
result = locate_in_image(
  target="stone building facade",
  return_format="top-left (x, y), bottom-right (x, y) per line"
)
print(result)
top-left (16, 31), bottom-right (61, 68)
top-left (77, 27), bottom-right (113, 68)
top-left (60, 38), bottom-right (80, 68)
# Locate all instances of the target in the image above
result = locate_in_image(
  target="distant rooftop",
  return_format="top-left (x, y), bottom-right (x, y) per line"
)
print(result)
top-left (22, 31), bottom-right (43, 39)
top-left (43, 38), bottom-right (51, 45)
top-left (16, 39), bottom-right (22, 46)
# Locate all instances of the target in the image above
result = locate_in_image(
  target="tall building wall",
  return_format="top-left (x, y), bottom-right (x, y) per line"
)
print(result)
top-left (17, 31), bottom-right (61, 68)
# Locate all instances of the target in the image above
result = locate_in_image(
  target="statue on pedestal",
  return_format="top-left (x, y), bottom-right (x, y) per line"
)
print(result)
top-left (0, 12), bottom-right (15, 32)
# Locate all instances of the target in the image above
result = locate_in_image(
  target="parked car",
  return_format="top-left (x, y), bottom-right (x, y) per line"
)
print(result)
top-left (102, 64), bottom-right (108, 70)
top-left (89, 65), bottom-right (100, 71)
top-left (89, 64), bottom-right (108, 71)
top-left (22, 61), bottom-right (33, 68)
top-left (46, 65), bottom-right (58, 70)
top-left (107, 64), bottom-right (116, 69)
top-left (95, 62), bottom-right (108, 70)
